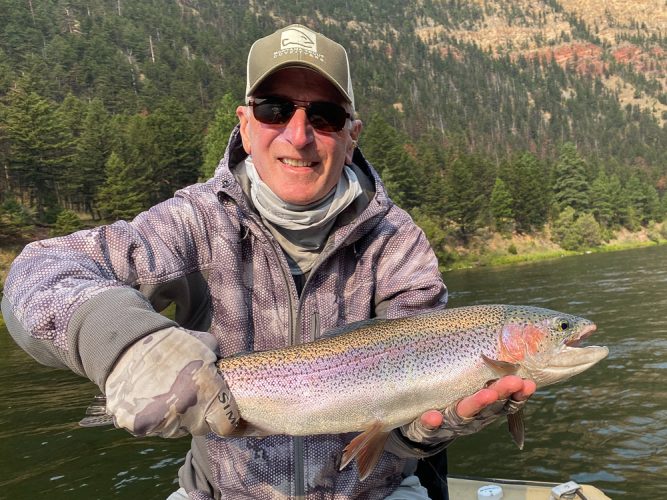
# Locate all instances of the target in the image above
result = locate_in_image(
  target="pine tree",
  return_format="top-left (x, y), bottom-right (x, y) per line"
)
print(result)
top-left (589, 170), bottom-right (614, 228)
top-left (50, 209), bottom-right (82, 236)
top-left (442, 153), bottom-right (492, 238)
top-left (97, 151), bottom-right (148, 220)
top-left (360, 113), bottom-right (419, 209)
top-left (3, 84), bottom-right (75, 222)
top-left (72, 99), bottom-right (113, 217)
top-left (144, 99), bottom-right (202, 203)
top-left (552, 142), bottom-right (590, 213)
top-left (501, 152), bottom-right (549, 232)
top-left (489, 177), bottom-right (514, 231)
top-left (201, 93), bottom-right (239, 179)
top-left (625, 175), bottom-right (660, 226)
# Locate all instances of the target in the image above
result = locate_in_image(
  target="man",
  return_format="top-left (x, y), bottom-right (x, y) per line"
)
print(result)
top-left (2, 24), bottom-right (534, 499)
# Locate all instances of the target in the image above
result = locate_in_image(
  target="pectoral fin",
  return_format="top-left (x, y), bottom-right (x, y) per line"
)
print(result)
top-left (340, 421), bottom-right (390, 481)
top-left (481, 354), bottom-right (520, 376)
top-left (507, 408), bottom-right (525, 450)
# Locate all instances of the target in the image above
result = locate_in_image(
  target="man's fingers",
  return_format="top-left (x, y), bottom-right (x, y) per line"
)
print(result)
top-left (485, 375), bottom-right (524, 399)
top-left (455, 388), bottom-right (499, 419)
top-left (419, 409), bottom-right (445, 430)
top-left (513, 379), bottom-right (537, 401)
top-left (418, 377), bottom-right (537, 430)
top-left (455, 377), bottom-right (535, 419)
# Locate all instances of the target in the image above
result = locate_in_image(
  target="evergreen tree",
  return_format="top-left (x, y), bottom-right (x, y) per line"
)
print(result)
top-left (552, 142), bottom-right (590, 213)
top-left (50, 209), bottom-right (83, 237)
top-left (589, 169), bottom-right (614, 228)
top-left (501, 152), bottom-right (549, 232)
top-left (201, 93), bottom-right (239, 179)
top-left (489, 177), bottom-right (514, 231)
top-left (0, 199), bottom-right (34, 240)
top-left (442, 153), bottom-right (492, 238)
top-left (97, 151), bottom-right (148, 220)
top-left (625, 175), bottom-right (660, 225)
top-left (360, 113), bottom-right (419, 209)
top-left (3, 84), bottom-right (75, 222)
top-left (72, 99), bottom-right (114, 217)
top-left (145, 99), bottom-right (202, 203)
top-left (414, 133), bottom-right (448, 216)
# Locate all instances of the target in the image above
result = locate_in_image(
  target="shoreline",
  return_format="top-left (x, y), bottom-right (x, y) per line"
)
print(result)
top-left (444, 238), bottom-right (661, 272)
top-left (2, 231), bottom-right (663, 289)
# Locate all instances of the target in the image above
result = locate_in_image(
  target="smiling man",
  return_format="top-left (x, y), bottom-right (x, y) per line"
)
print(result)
top-left (2, 24), bottom-right (534, 499)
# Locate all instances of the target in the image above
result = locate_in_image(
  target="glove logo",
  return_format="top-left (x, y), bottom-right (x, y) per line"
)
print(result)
top-left (218, 390), bottom-right (239, 427)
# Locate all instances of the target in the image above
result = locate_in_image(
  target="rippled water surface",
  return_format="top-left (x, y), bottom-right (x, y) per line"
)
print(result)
top-left (445, 245), bottom-right (667, 498)
top-left (1, 245), bottom-right (666, 498)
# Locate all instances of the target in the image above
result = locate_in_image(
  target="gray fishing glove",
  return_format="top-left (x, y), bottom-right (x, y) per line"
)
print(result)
top-left (105, 326), bottom-right (239, 438)
top-left (402, 398), bottom-right (525, 445)
top-left (386, 398), bottom-right (526, 457)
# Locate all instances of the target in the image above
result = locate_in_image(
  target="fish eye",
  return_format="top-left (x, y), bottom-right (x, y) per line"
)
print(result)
top-left (558, 319), bottom-right (570, 331)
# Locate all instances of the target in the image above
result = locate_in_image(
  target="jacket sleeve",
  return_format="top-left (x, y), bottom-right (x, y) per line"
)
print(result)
top-left (372, 206), bottom-right (448, 321)
top-left (1, 192), bottom-right (218, 390)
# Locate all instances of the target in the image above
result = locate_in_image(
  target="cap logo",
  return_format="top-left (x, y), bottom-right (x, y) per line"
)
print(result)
top-left (280, 27), bottom-right (317, 51)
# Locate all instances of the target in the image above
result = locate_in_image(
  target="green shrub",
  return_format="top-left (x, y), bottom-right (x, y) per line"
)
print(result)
top-left (50, 209), bottom-right (83, 237)
top-left (0, 200), bottom-right (34, 239)
top-left (552, 208), bottom-right (602, 251)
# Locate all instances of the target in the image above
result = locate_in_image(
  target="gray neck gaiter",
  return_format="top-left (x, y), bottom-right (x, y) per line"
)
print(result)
top-left (245, 156), bottom-right (362, 274)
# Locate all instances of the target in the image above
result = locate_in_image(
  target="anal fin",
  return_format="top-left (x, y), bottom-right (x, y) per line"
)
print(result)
top-left (340, 421), bottom-right (390, 481)
top-left (507, 408), bottom-right (525, 450)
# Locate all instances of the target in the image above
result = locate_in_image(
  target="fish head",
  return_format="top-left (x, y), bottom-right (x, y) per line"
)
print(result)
top-left (498, 306), bottom-right (609, 387)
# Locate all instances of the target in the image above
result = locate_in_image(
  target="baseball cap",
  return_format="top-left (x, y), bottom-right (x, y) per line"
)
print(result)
top-left (246, 24), bottom-right (355, 109)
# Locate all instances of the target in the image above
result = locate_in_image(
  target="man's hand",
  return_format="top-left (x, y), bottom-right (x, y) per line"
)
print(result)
top-left (400, 376), bottom-right (536, 446)
top-left (105, 327), bottom-right (239, 438)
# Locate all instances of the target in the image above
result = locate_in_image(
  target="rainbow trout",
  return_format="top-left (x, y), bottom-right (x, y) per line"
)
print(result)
top-left (218, 304), bottom-right (608, 479)
top-left (79, 305), bottom-right (607, 480)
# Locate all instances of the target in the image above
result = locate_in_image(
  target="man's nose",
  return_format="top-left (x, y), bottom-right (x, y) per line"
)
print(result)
top-left (282, 107), bottom-right (314, 148)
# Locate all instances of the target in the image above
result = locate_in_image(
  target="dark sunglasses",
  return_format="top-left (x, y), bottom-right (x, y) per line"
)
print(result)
top-left (248, 96), bottom-right (351, 132)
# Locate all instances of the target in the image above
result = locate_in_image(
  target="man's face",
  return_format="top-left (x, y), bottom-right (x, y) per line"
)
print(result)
top-left (237, 67), bottom-right (362, 206)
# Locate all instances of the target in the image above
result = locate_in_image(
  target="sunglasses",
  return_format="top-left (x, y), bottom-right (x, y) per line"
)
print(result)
top-left (248, 96), bottom-right (351, 132)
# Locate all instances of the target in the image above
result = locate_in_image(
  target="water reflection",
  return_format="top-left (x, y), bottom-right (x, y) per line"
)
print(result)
top-left (445, 245), bottom-right (667, 498)
top-left (1, 245), bottom-right (666, 498)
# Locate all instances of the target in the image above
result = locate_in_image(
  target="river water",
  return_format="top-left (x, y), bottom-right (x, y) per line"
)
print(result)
top-left (1, 245), bottom-right (665, 498)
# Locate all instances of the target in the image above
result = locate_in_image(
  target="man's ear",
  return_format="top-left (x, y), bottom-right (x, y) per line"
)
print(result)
top-left (345, 119), bottom-right (363, 164)
top-left (236, 105), bottom-right (252, 154)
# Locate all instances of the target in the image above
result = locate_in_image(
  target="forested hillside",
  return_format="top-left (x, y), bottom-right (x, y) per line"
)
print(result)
top-left (1, 0), bottom-right (666, 266)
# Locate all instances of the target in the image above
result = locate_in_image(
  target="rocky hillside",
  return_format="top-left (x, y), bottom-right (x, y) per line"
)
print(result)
top-left (414, 0), bottom-right (667, 123)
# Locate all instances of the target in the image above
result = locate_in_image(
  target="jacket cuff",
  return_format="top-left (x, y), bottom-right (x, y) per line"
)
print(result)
top-left (384, 428), bottom-right (453, 459)
top-left (69, 287), bottom-right (177, 390)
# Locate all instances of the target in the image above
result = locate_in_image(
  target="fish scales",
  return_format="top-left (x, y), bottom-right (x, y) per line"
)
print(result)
top-left (217, 304), bottom-right (608, 438)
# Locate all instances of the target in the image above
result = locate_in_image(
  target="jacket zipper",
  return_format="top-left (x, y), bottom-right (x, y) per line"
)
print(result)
top-left (263, 228), bottom-right (305, 499)
top-left (228, 198), bottom-right (307, 499)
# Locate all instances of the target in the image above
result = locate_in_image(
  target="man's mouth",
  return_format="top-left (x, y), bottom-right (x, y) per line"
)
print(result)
top-left (281, 158), bottom-right (315, 167)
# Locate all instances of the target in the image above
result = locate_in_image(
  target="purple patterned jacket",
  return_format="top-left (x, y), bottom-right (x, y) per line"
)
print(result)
top-left (2, 127), bottom-right (447, 499)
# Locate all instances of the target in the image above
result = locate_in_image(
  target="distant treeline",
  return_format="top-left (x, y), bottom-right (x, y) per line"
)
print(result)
top-left (1, 0), bottom-right (666, 262)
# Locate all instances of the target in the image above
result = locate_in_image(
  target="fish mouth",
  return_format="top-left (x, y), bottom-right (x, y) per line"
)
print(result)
top-left (565, 323), bottom-right (597, 347)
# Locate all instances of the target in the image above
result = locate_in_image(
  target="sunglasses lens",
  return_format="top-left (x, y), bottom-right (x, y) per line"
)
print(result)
top-left (251, 98), bottom-right (349, 132)
top-left (252, 99), bottom-right (295, 125)
top-left (307, 102), bottom-right (348, 132)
